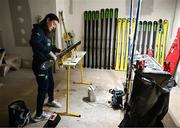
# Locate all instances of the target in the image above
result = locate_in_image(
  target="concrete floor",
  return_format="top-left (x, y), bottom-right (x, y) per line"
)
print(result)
top-left (0, 66), bottom-right (178, 127)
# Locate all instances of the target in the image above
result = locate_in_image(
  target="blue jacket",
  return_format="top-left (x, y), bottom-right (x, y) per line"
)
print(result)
top-left (30, 24), bottom-right (60, 62)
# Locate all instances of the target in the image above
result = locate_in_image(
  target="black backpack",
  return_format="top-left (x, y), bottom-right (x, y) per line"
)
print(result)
top-left (8, 100), bottom-right (31, 127)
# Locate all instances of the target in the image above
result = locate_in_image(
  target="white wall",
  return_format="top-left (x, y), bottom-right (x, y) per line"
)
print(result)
top-left (171, 0), bottom-right (180, 86)
top-left (64, 0), bottom-right (176, 50)
top-left (55, 0), bottom-right (65, 49)
top-left (172, 0), bottom-right (180, 39)
top-left (28, 0), bottom-right (56, 24)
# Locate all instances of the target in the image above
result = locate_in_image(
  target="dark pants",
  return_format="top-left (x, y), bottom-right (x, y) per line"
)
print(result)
top-left (32, 60), bottom-right (54, 116)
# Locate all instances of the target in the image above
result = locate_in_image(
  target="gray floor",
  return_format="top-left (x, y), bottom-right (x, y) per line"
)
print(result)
top-left (0, 67), bottom-right (178, 127)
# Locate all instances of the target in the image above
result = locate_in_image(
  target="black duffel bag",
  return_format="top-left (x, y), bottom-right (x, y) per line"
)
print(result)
top-left (8, 100), bottom-right (31, 127)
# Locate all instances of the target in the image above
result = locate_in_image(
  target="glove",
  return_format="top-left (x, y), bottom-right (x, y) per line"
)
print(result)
top-left (52, 45), bottom-right (61, 53)
top-left (49, 51), bottom-right (57, 61)
top-left (56, 48), bottom-right (61, 53)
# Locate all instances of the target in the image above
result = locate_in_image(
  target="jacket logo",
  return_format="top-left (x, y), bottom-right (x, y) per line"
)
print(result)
top-left (47, 43), bottom-right (51, 46)
top-left (36, 33), bottom-right (40, 36)
top-left (47, 39), bottom-right (51, 46)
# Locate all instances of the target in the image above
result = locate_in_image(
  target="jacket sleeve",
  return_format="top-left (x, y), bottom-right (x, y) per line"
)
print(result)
top-left (30, 28), bottom-right (50, 55)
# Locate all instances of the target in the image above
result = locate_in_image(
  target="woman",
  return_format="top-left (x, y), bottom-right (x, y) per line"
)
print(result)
top-left (30, 13), bottom-right (61, 121)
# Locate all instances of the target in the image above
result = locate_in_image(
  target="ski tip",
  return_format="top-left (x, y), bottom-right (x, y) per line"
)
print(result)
top-left (158, 19), bottom-right (163, 23)
top-left (164, 19), bottom-right (168, 24)
top-left (100, 8), bottom-right (104, 12)
top-left (143, 21), bottom-right (147, 24)
top-left (148, 21), bottom-right (152, 25)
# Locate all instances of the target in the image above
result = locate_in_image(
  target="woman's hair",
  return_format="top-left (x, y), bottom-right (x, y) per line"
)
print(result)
top-left (40, 13), bottom-right (59, 32)
top-left (44, 13), bottom-right (59, 23)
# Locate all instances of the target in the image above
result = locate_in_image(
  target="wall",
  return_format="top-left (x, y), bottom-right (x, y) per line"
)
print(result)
top-left (64, 0), bottom-right (176, 50)
top-left (0, 0), bottom-right (18, 54)
top-left (0, 0), bottom-right (178, 71)
top-left (171, 0), bottom-right (180, 86)
top-left (28, 0), bottom-right (56, 24)
top-left (55, 0), bottom-right (65, 49)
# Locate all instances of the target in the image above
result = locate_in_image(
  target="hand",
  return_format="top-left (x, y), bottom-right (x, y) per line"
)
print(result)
top-left (57, 48), bottom-right (61, 53)
top-left (49, 51), bottom-right (57, 61)
top-left (55, 49), bottom-right (62, 56)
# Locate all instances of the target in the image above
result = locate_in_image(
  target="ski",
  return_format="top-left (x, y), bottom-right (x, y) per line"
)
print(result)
top-left (136, 21), bottom-right (142, 52)
top-left (59, 11), bottom-right (73, 47)
top-left (124, 18), bottom-right (130, 71)
top-left (142, 21), bottom-right (147, 54)
top-left (147, 21), bottom-right (152, 51)
top-left (112, 8), bottom-right (118, 69)
top-left (149, 21), bottom-right (154, 50)
top-left (123, 0), bottom-right (134, 108)
top-left (83, 11), bottom-right (88, 67)
top-left (152, 21), bottom-right (158, 57)
top-left (104, 9), bottom-right (109, 69)
top-left (99, 9), bottom-right (104, 69)
top-left (115, 18), bottom-right (122, 70)
top-left (120, 18), bottom-right (127, 71)
top-left (87, 11), bottom-right (91, 68)
top-left (132, 18), bottom-right (136, 44)
top-left (155, 19), bottom-right (163, 63)
top-left (144, 21), bottom-right (149, 54)
top-left (41, 41), bottom-right (81, 70)
top-left (107, 8), bottom-right (113, 69)
top-left (138, 21), bottom-right (143, 53)
top-left (160, 20), bottom-right (168, 65)
top-left (95, 11), bottom-right (99, 68)
top-left (91, 11), bottom-right (95, 68)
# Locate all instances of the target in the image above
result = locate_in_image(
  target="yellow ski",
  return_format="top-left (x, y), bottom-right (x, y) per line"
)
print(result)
top-left (160, 20), bottom-right (168, 65)
top-left (155, 19), bottom-right (163, 63)
top-left (124, 19), bottom-right (130, 71)
top-left (120, 18), bottom-right (127, 70)
top-left (115, 18), bottom-right (122, 70)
